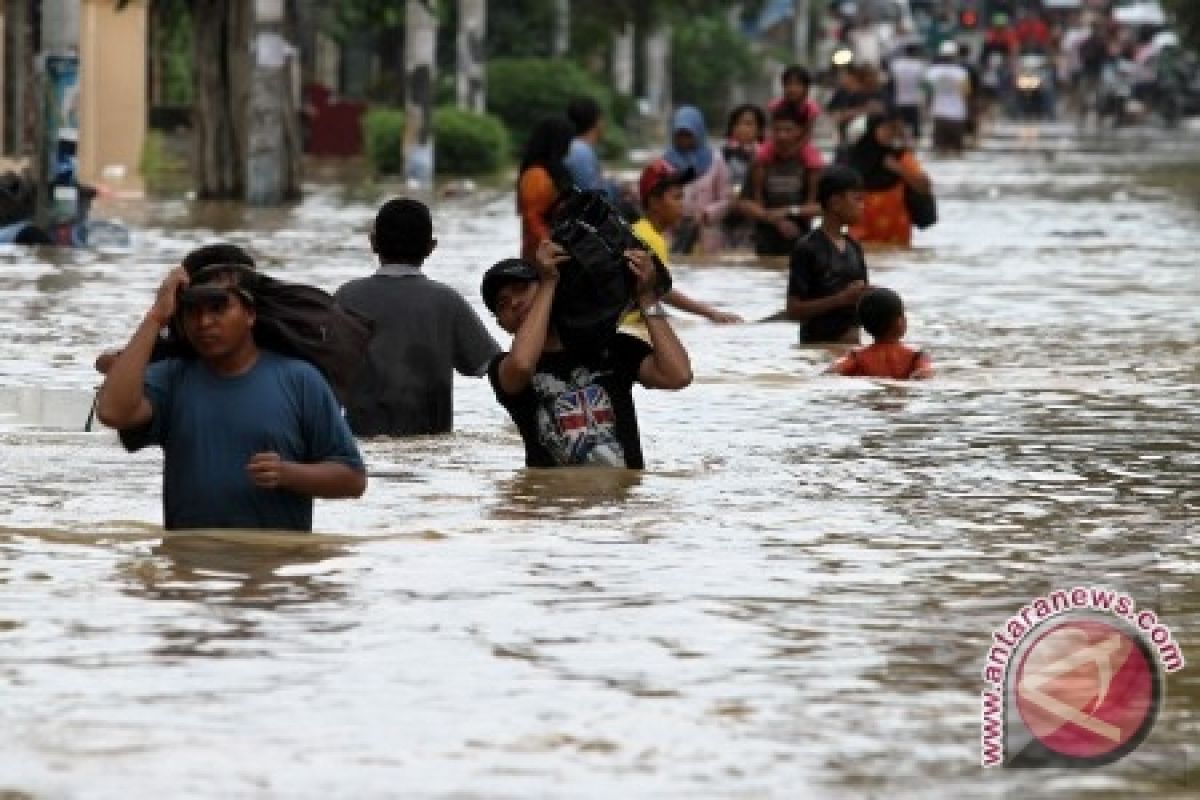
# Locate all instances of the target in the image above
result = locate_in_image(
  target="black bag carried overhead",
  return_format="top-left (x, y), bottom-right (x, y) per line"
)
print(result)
top-left (548, 189), bottom-right (672, 352)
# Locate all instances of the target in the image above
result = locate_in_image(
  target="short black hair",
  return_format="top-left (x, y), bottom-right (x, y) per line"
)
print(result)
top-left (857, 287), bottom-right (904, 339)
top-left (817, 166), bottom-right (864, 208)
top-left (566, 96), bottom-right (602, 136)
top-left (725, 103), bottom-right (767, 140)
top-left (781, 64), bottom-right (812, 88)
top-left (182, 243), bottom-right (255, 277)
top-left (373, 197), bottom-right (433, 263)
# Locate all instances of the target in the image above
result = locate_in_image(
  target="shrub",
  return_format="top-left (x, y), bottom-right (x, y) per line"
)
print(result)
top-left (671, 17), bottom-right (759, 129)
top-left (434, 108), bottom-right (509, 175)
top-left (364, 108), bottom-right (405, 175)
top-left (487, 58), bottom-right (615, 152)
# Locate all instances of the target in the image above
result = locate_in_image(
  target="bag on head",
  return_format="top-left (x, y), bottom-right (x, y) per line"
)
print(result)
top-left (549, 189), bottom-right (672, 352)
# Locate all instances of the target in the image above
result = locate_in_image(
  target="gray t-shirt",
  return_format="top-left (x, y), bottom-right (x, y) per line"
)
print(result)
top-left (334, 266), bottom-right (500, 436)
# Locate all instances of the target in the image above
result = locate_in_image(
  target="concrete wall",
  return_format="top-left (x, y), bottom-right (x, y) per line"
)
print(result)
top-left (79, 0), bottom-right (147, 193)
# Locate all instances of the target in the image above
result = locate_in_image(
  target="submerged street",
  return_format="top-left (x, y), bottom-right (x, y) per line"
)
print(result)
top-left (0, 122), bottom-right (1197, 797)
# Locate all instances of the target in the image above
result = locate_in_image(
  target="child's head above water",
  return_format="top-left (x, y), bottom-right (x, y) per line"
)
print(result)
top-left (780, 65), bottom-right (812, 102)
top-left (857, 287), bottom-right (906, 342)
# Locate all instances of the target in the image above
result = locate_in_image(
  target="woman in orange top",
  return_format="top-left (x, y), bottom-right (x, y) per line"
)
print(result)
top-left (846, 113), bottom-right (931, 247)
top-left (517, 117), bottom-right (576, 261)
top-left (830, 287), bottom-right (933, 379)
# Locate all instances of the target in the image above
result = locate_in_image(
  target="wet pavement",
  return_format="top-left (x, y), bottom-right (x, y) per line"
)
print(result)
top-left (0, 122), bottom-right (1197, 798)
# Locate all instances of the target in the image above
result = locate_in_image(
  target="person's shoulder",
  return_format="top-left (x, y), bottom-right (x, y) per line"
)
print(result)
top-left (796, 228), bottom-right (828, 254)
top-left (520, 166), bottom-right (553, 188)
top-left (333, 274), bottom-right (376, 298)
top-left (261, 351), bottom-right (325, 383)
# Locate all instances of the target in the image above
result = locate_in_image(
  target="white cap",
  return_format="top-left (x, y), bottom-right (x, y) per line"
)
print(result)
top-left (939, 40), bottom-right (960, 58)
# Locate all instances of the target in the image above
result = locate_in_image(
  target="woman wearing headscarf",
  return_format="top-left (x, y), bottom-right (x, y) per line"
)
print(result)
top-left (664, 106), bottom-right (732, 256)
top-left (517, 117), bottom-right (577, 262)
top-left (845, 111), bottom-right (931, 247)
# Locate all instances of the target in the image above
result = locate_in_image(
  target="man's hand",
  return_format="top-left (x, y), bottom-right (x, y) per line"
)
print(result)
top-left (247, 451), bottom-right (289, 490)
top-left (707, 310), bottom-right (744, 324)
top-left (839, 280), bottom-right (870, 306)
top-left (774, 218), bottom-right (800, 240)
top-left (625, 249), bottom-right (659, 306)
top-left (150, 266), bottom-right (190, 326)
top-left (533, 240), bottom-right (569, 281)
top-left (95, 349), bottom-right (121, 375)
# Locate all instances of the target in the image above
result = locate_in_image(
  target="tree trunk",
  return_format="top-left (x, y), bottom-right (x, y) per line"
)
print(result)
top-left (611, 21), bottom-right (634, 97)
top-left (456, 0), bottom-right (485, 113)
top-left (553, 0), bottom-right (569, 57)
top-left (404, 0), bottom-right (436, 187)
top-left (192, 0), bottom-right (251, 199)
top-left (792, 0), bottom-right (811, 66)
top-left (245, 0), bottom-right (302, 205)
top-left (644, 25), bottom-right (671, 135)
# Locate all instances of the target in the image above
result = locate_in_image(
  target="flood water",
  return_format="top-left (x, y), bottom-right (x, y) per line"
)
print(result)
top-left (1, 123), bottom-right (1197, 798)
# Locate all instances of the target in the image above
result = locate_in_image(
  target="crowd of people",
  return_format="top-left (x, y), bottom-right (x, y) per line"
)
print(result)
top-left (102, 33), bottom-right (1095, 533)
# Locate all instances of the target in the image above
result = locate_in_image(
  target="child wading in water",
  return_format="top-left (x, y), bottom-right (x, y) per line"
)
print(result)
top-left (830, 287), bottom-right (934, 379)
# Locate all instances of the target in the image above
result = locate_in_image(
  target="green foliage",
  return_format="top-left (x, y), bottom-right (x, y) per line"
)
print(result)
top-left (671, 15), bottom-right (760, 128)
top-left (156, 1), bottom-right (194, 105)
top-left (434, 107), bottom-right (509, 175)
top-left (364, 108), bottom-right (406, 175)
top-left (139, 129), bottom-right (189, 194)
top-left (598, 124), bottom-right (629, 162)
top-left (364, 106), bottom-right (510, 176)
top-left (487, 58), bottom-right (613, 150)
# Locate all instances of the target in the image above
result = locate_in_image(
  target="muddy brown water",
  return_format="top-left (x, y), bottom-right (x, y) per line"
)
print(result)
top-left (0, 123), bottom-right (1197, 798)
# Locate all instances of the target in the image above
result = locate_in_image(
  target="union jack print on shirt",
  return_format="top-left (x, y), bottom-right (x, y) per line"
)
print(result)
top-left (554, 384), bottom-right (616, 462)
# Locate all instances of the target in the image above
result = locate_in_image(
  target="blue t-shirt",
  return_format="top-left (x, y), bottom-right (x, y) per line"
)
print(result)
top-left (564, 138), bottom-right (601, 192)
top-left (121, 351), bottom-right (365, 531)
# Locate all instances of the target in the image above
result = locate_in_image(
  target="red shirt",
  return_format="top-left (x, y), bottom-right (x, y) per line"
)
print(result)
top-left (832, 342), bottom-right (933, 379)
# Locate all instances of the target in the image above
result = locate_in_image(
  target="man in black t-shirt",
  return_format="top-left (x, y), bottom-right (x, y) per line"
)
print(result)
top-left (482, 243), bottom-right (692, 469)
top-left (786, 167), bottom-right (871, 343)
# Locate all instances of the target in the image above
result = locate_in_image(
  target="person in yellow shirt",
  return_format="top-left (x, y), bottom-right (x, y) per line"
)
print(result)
top-left (631, 160), bottom-right (743, 324)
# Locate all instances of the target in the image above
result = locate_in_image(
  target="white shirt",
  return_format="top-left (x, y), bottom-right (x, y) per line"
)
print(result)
top-left (925, 63), bottom-right (970, 122)
top-left (890, 56), bottom-right (928, 107)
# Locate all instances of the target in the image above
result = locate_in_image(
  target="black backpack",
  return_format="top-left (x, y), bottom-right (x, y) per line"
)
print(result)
top-left (247, 274), bottom-right (374, 405)
top-left (549, 189), bottom-right (672, 352)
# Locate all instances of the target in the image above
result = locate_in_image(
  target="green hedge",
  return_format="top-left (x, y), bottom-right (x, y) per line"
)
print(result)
top-left (487, 58), bottom-right (622, 154)
top-left (364, 106), bottom-right (509, 176)
top-left (434, 107), bottom-right (509, 175)
top-left (364, 108), bottom-right (405, 175)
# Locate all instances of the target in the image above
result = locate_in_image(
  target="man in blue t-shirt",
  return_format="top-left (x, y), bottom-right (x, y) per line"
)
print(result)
top-left (97, 259), bottom-right (367, 531)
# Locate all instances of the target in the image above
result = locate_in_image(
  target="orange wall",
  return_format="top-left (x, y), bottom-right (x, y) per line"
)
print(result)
top-left (79, 0), bottom-right (147, 193)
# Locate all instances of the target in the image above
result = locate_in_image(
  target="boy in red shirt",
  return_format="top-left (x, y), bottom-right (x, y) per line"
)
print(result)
top-left (830, 287), bottom-right (933, 380)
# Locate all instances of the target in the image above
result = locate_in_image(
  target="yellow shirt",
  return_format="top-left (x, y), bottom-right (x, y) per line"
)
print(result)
top-left (632, 218), bottom-right (669, 265)
top-left (626, 218), bottom-right (669, 327)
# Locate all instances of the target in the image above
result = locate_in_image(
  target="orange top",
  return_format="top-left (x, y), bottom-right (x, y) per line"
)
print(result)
top-left (832, 342), bottom-right (933, 380)
top-left (850, 152), bottom-right (925, 247)
top-left (518, 166), bottom-right (560, 261)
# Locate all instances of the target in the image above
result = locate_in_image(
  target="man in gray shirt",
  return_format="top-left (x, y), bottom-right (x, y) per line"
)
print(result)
top-left (335, 197), bottom-right (499, 436)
